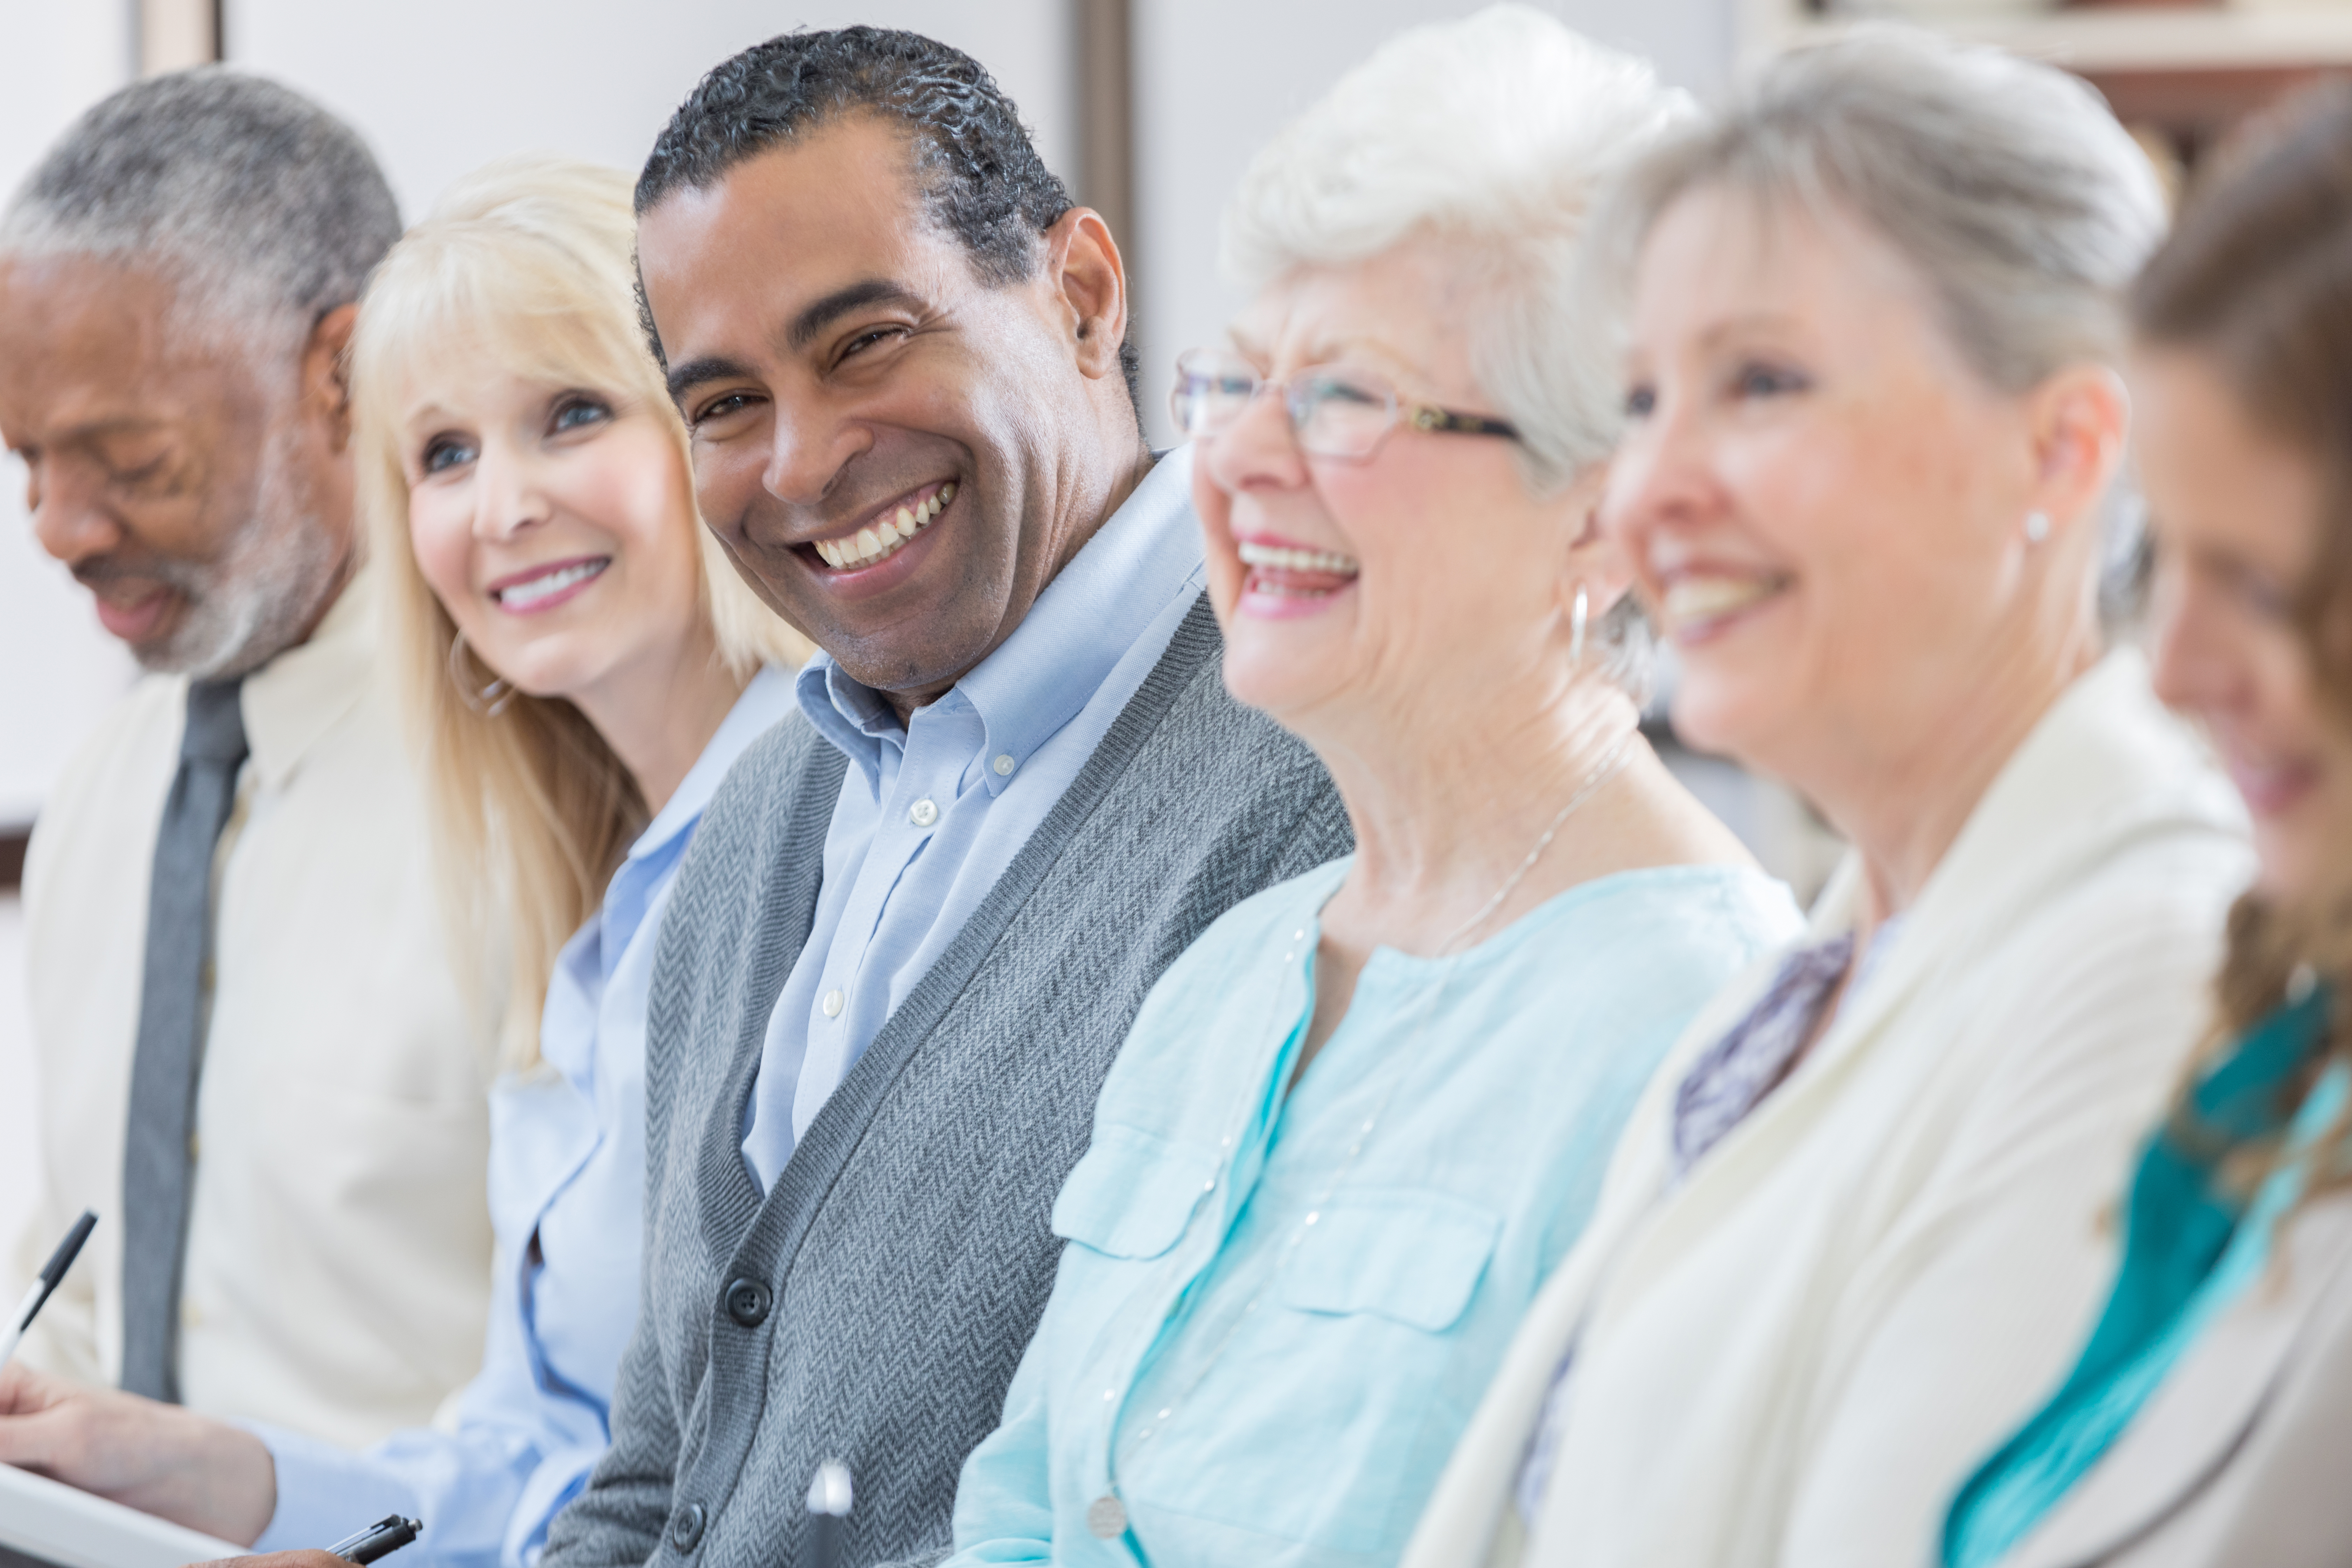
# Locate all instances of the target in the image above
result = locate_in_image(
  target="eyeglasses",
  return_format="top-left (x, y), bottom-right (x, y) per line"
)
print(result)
top-left (1168, 348), bottom-right (1521, 462)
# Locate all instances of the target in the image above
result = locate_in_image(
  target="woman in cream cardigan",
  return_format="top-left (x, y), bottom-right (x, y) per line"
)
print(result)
top-left (1405, 31), bottom-right (2252, 1568)
top-left (1941, 83), bottom-right (2352, 1568)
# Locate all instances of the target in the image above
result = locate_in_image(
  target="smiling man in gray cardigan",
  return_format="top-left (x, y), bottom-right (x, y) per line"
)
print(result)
top-left (535, 27), bottom-right (1346, 1568)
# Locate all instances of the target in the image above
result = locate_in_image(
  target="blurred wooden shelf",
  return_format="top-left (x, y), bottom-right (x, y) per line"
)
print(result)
top-left (1742, 2), bottom-right (2352, 70)
top-left (1738, 2), bottom-right (2352, 141)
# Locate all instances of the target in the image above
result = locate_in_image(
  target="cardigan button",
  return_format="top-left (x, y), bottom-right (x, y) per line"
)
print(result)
top-left (724, 1278), bottom-right (771, 1328)
top-left (670, 1502), bottom-right (707, 1553)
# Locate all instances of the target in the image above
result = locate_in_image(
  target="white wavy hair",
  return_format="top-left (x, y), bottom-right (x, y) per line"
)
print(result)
top-left (1218, 4), bottom-right (1690, 695)
top-left (1218, 3), bottom-right (1694, 497)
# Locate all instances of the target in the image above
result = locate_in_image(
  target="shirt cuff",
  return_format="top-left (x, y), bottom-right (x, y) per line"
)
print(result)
top-left (247, 1422), bottom-right (424, 1555)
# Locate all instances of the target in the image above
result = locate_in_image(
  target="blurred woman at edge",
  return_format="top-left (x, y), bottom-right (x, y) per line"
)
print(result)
top-left (0, 156), bottom-right (808, 1566)
top-left (1943, 82), bottom-right (2352, 1568)
top-left (1406, 30), bottom-right (2250, 1568)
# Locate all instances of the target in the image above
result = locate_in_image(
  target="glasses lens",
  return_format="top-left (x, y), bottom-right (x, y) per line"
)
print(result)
top-left (1170, 351), bottom-right (1259, 438)
top-left (1292, 369), bottom-right (1396, 458)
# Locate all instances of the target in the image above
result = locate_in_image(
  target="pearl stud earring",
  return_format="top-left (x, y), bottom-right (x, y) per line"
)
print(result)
top-left (2024, 511), bottom-right (2052, 544)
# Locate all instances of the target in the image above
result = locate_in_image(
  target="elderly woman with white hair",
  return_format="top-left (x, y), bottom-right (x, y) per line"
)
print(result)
top-left (1406, 29), bottom-right (2253, 1568)
top-left (943, 8), bottom-right (1800, 1564)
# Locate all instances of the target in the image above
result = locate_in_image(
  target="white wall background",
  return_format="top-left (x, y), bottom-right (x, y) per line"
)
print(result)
top-left (225, 0), bottom-right (1080, 229)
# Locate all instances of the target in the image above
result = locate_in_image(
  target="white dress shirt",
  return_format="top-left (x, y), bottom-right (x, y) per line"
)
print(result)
top-left (9, 570), bottom-right (502, 1449)
top-left (740, 448), bottom-right (1206, 1188)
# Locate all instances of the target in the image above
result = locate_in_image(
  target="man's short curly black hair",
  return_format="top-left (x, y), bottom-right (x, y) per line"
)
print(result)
top-left (638, 26), bottom-right (1140, 410)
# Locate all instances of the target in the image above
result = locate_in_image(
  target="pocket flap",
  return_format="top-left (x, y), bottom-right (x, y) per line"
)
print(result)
top-left (1280, 1190), bottom-right (1502, 1332)
top-left (1052, 1123), bottom-right (1221, 1261)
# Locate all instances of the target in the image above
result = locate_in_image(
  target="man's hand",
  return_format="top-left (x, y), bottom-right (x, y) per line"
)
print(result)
top-left (0, 1362), bottom-right (275, 1545)
top-left (190, 1555), bottom-right (348, 1568)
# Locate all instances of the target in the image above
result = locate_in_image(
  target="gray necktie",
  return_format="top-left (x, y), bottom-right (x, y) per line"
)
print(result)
top-left (120, 677), bottom-right (247, 1402)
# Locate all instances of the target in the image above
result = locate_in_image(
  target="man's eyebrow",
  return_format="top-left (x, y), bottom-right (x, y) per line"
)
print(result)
top-left (665, 355), bottom-right (751, 404)
top-left (662, 280), bottom-right (927, 402)
top-left (788, 279), bottom-right (923, 351)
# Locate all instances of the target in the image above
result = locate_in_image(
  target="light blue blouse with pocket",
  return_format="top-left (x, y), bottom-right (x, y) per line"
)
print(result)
top-left (949, 854), bottom-right (1801, 1568)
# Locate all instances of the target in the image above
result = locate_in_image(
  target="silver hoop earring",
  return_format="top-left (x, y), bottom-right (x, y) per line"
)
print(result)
top-left (2024, 510), bottom-right (2052, 545)
top-left (1570, 582), bottom-right (1590, 666)
top-left (448, 629), bottom-right (515, 718)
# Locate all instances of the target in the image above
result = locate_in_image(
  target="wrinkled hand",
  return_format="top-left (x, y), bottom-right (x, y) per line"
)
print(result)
top-left (0, 1361), bottom-right (275, 1545)
top-left (189, 1554), bottom-right (348, 1568)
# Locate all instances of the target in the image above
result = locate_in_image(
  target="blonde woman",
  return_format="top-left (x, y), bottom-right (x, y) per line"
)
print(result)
top-left (0, 158), bottom-right (805, 1567)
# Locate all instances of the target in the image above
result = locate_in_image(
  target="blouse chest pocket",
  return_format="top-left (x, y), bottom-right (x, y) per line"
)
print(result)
top-left (1279, 1189), bottom-right (1503, 1333)
top-left (1052, 1122), bottom-right (1223, 1261)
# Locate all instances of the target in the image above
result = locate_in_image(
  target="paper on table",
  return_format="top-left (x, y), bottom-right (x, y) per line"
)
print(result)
top-left (0, 1462), bottom-right (242, 1568)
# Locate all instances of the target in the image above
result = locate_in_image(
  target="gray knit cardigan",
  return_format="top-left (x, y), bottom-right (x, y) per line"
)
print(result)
top-left (541, 598), bottom-right (1350, 1568)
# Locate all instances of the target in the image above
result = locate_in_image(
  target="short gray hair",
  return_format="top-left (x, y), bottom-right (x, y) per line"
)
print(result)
top-left (1219, 2), bottom-right (1693, 696)
top-left (0, 68), bottom-right (400, 358)
top-left (1608, 29), bottom-right (2167, 623)
top-left (1596, 27), bottom-right (2163, 397)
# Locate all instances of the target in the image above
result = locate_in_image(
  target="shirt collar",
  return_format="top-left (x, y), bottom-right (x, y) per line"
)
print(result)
top-left (629, 662), bottom-right (799, 865)
top-left (795, 445), bottom-right (1206, 794)
top-left (237, 562), bottom-right (376, 793)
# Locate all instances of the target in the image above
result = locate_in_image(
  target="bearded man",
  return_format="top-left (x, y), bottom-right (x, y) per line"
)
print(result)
top-left (0, 69), bottom-right (499, 1462)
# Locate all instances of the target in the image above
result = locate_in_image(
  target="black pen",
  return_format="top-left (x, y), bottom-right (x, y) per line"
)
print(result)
top-left (326, 1515), bottom-right (421, 1565)
top-left (807, 1460), bottom-right (853, 1568)
top-left (0, 1210), bottom-right (97, 1371)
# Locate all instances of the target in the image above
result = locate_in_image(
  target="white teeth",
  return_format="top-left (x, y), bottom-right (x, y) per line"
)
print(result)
top-left (495, 558), bottom-right (608, 607)
top-left (1236, 541), bottom-right (1360, 577)
top-left (814, 484), bottom-right (957, 569)
top-left (1660, 575), bottom-right (1783, 627)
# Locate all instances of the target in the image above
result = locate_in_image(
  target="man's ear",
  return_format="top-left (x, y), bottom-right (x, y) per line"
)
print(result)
top-left (1042, 206), bottom-right (1128, 384)
top-left (305, 302), bottom-right (361, 455)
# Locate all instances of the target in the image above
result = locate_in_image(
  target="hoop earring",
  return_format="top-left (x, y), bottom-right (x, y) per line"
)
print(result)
top-left (448, 629), bottom-right (515, 718)
top-left (1570, 582), bottom-right (1590, 666)
top-left (2024, 510), bottom-right (2052, 545)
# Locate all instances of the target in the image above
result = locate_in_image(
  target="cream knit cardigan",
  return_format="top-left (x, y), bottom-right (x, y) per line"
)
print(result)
top-left (1403, 653), bottom-right (2252, 1568)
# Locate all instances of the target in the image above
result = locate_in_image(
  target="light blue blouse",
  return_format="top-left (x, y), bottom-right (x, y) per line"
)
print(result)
top-left (250, 667), bottom-right (795, 1568)
top-left (949, 854), bottom-right (1801, 1567)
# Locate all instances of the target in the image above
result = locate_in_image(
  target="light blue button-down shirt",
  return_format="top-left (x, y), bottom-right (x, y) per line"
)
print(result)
top-left (949, 855), bottom-right (1802, 1567)
top-left (250, 667), bottom-right (796, 1568)
top-left (740, 449), bottom-right (1206, 1190)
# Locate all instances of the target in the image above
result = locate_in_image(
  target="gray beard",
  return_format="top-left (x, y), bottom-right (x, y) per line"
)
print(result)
top-left (142, 420), bottom-right (350, 679)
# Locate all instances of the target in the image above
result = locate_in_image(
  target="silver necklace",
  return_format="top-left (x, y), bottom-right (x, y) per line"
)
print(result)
top-left (1084, 726), bottom-right (1642, 1543)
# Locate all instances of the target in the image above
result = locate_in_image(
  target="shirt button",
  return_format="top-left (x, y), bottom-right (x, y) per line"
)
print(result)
top-left (822, 989), bottom-right (845, 1019)
top-left (909, 797), bottom-right (939, 828)
top-left (669, 1501), bottom-right (706, 1553)
top-left (723, 1277), bottom-right (771, 1328)
top-left (993, 754), bottom-right (1016, 777)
